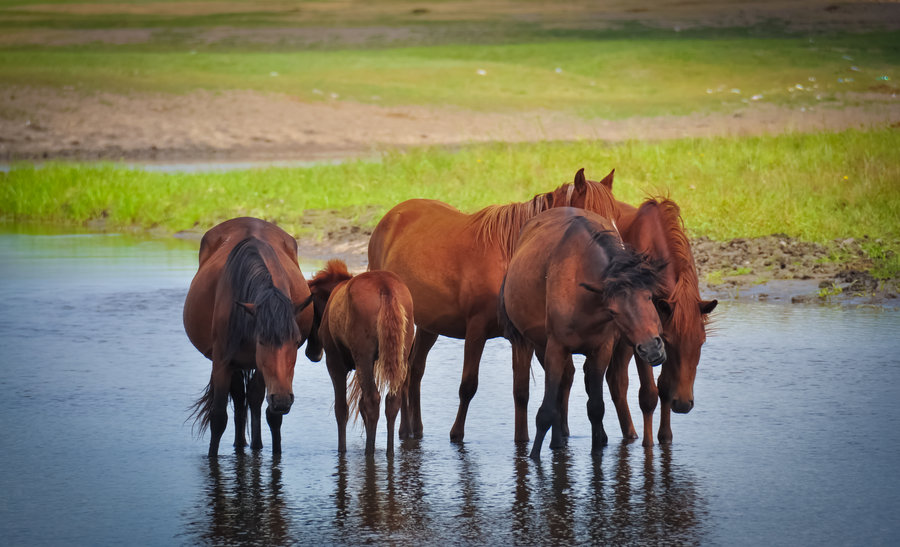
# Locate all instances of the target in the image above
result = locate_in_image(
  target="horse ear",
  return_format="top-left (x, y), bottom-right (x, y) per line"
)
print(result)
top-left (598, 168), bottom-right (615, 190)
top-left (574, 168), bottom-right (586, 191)
top-left (699, 299), bottom-right (718, 315)
top-left (236, 302), bottom-right (256, 316)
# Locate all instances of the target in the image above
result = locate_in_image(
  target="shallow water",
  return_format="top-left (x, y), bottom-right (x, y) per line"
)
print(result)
top-left (1, 227), bottom-right (899, 546)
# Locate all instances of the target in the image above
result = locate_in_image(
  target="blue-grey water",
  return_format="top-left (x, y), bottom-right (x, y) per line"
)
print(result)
top-left (1, 226), bottom-right (898, 546)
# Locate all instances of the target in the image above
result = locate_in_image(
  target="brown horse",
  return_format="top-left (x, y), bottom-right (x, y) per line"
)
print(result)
top-left (307, 260), bottom-right (415, 456)
top-left (499, 207), bottom-right (666, 459)
top-left (183, 217), bottom-right (319, 457)
top-left (605, 199), bottom-right (717, 446)
top-left (368, 168), bottom-right (625, 443)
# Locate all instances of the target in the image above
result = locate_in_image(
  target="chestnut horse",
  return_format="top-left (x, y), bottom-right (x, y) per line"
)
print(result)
top-left (368, 169), bottom-right (624, 443)
top-left (183, 217), bottom-right (319, 457)
top-left (499, 207), bottom-right (666, 459)
top-left (605, 199), bottom-right (717, 446)
top-left (307, 260), bottom-right (415, 456)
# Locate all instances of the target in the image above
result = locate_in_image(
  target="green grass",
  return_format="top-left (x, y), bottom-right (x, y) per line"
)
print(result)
top-left (3, 127), bottom-right (898, 239)
top-left (1, 29), bottom-right (897, 118)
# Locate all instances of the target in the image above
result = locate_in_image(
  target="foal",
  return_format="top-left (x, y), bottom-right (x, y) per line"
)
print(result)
top-left (307, 260), bottom-right (415, 455)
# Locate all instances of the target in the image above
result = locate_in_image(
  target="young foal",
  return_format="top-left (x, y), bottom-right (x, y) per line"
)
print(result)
top-left (500, 208), bottom-right (665, 459)
top-left (307, 260), bottom-right (415, 456)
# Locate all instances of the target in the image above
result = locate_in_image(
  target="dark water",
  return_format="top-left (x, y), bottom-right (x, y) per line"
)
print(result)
top-left (1, 227), bottom-right (899, 546)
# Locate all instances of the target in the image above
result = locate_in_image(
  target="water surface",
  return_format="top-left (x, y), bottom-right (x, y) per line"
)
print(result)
top-left (1, 228), bottom-right (898, 545)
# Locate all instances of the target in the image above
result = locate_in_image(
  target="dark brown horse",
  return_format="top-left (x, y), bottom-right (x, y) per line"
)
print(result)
top-left (307, 260), bottom-right (415, 456)
top-left (368, 169), bottom-right (624, 443)
top-left (499, 207), bottom-right (666, 459)
top-left (606, 199), bottom-right (717, 446)
top-left (183, 217), bottom-right (319, 457)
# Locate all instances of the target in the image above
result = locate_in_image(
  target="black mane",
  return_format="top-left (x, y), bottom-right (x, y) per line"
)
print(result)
top-left (567, 217), bottom-right (665, 300)
top-left (224, 238), bottom-right (299, 361)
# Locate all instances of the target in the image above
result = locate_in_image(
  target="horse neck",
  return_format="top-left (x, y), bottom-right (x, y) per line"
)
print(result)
top-left (470, 193), bottom-right (552, 261)
top-left (637, 200), bottom-right (705, 337)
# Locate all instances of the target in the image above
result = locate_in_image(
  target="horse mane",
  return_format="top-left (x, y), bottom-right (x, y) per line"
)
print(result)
top-left (308, 259), bottom-right (353, 290)
top-left (583, 224), bottom-right (665, 300)
top-left (470, 177), bottom-right (619, 261)
top-left (224, 237), bottom-right (300, 362)
top-left (643, 198), bottom-right (709, 335)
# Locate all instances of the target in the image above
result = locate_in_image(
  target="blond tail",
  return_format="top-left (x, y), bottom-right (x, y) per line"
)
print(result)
top-left (347, 291), bottom-right (410, 420)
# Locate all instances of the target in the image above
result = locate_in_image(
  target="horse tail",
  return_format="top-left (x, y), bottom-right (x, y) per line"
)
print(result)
top-left (188, 381), bottom-right (214, 437)
top-left (346, 290), bottom-right (410, 421)
top-left (374, 290), bottom-right (410, 398)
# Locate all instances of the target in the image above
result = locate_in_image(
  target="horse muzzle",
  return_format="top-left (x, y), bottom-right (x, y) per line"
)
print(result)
top-left (636, 337), bottom-right (666, 367)
top-left (267, 393), bottom-right (295, 414)
top-left (671, 398), bottom-right (694, 414)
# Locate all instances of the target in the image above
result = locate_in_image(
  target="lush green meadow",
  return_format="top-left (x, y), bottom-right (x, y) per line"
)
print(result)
top-left (2, 2), bottom-right (898, 277)
top-left (3, 128), bottom-right (898, 250)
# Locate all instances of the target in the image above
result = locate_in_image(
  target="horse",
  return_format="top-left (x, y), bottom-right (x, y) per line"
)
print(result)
top-left (368, 168), bottom-right (628, 443)
top-left (183, 217), bottom-right (320, 457)
top-left (307, 260), bottom-right (415, 456)
top-left (605, 199), bottom-right (717, 446)
top-left (499, 207), bottom-right (666, 459)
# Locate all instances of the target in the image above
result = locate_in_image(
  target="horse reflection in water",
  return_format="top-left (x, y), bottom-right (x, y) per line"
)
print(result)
top-left (184, 455), bottom-right (291, 546)
top-left (331, 450), bottom-right (431, 542)
top-left (512, 446), bottom-right (708, 545)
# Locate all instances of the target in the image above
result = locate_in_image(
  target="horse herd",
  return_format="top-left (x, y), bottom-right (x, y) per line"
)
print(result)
top-left (183, 168), bottom-right (717, 459)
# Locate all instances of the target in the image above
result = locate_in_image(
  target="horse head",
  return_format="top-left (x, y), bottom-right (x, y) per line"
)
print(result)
top-left (655, 297), bottom-right (717, 413)
top-left (305, 259), bottom-right (354, 361)
top-left (580, 239), bottom-right (668, 366)
top-left (235, 289), bottom-right (302, 414)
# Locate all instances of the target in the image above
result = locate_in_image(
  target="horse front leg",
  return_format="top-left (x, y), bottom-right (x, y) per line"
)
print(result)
top-left (511, 341), bottom-right (533, 443)
top-left (658, 399), bottom-right (674, 445)
top-left (584, 342), bottom-right (614, 453)
top-left (636, 357), bottom-right (659, 447)
top-left (266, 406), bottom-right (283, 454)
top-left (247, 371), bottom-right (266, 450)
top-left (326, 348), bottom-right (350, 453)
top-left (450, 320), bottom-right (488, 443)
top-left (531, 339), bottom-right (566, 460)
top-left (230, 370), bottom-right (248, 449)
top-left (606, 340), bottom-right (638, 440)
top-left (402, 330), bottom-right (437, 440)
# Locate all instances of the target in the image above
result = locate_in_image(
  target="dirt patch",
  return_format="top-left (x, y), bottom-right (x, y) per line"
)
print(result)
top-left (2, 85), bottom-right (899, 162)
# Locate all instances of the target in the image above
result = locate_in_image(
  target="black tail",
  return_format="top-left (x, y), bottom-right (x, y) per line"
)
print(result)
top-left (187, 370), bottom-right (253, 437)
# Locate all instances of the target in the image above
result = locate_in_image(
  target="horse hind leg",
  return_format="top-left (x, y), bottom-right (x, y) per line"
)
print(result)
top-left (385, 391), bottom-right (401, 457)
top-left (511, 341), bottom-right (533, 443)
top-left (352, 350), bottom-right (381, 455)
top-left (402, 329), bottom-right (437, 440)
top-left (207, 362), bottom-right (232, 457)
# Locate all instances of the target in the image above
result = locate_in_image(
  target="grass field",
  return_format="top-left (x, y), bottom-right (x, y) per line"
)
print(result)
top-left (3, 128), bottom-right (898, 244)
top-left (2, 1), bottom-right (898, 278)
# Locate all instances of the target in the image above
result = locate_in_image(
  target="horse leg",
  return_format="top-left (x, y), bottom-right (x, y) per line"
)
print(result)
top-left (247, 371), bottom-right (266, 450)
top-left (450, 321), bottom-right (489, 443)
top-left (402, 330), bottom-right (437, 440)
top-left (326, 351), bottom-right (350, 453)
top-left (385, 391), bottom-right (401, 457)
top-left (658, 399), bottom-right (674, 445)
top-left (559, 354), bottom-right (574, 439)
top-left (207, 362), bottom-right (231, 458)
top-left (230, 370), bottom-right (248, 449)
top-left (636, 357), bottom-right (659, 447)
top-left (266, 406), bottom-right (283, 454)
top-left (353, 352), bottom-right (381, 455)
top-left (606, 341), bottom-right (638, 440)
top-left (530, 339), bottom-right (566, 460)
top-left (584, 342), bottom-right (614, 453)
top-left (511, 341), bottom-right (533, 443)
